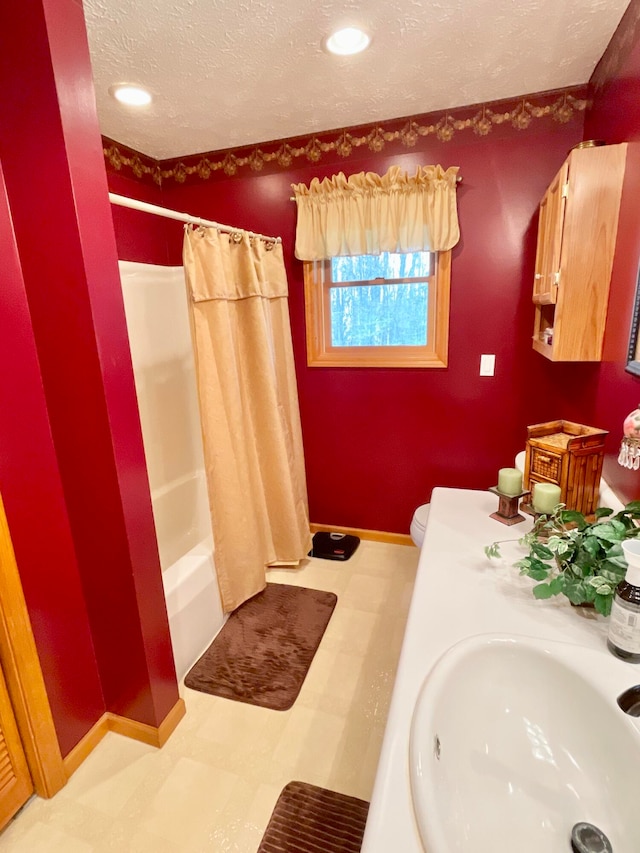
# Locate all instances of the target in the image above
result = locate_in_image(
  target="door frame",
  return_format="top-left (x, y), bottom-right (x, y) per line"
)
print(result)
top-left (0, 494), bottom-right (66, 798)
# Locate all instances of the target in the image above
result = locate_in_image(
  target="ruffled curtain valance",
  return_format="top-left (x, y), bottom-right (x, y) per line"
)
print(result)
top-left (291, 164), bottom-right (460, 261)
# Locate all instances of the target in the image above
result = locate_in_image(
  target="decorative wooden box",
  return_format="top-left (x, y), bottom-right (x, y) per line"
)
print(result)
top-left (524, 420), bottom-right (608, 516)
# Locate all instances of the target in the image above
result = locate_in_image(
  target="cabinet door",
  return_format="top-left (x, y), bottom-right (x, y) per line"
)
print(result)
top-left (533, 160), bottom-right (569, 305)
top-left (0, 659), bottom-right (32, 830)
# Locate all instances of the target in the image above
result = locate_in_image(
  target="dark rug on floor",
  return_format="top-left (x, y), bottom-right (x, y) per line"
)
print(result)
top-left (184, 583), bottom-right (337, 711)
top-left (257, 781), bottom-right (369, 853)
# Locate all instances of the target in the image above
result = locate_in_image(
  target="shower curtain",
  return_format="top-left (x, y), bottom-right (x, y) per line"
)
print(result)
top-left (183, 226), bottom-right (311, 612)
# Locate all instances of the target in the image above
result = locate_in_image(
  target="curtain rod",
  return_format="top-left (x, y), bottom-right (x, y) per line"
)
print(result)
top-left (108, 193), bottom-right (281, 244)
top-left (289, 174), bottom-right (463, 200)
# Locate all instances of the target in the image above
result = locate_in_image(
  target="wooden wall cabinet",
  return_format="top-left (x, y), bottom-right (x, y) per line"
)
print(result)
top-left (532, 143), bottom-right (627, 361)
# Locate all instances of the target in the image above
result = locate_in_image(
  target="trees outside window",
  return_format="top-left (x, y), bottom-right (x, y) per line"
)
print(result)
top-left (303, 250), bottom-right (450, 367)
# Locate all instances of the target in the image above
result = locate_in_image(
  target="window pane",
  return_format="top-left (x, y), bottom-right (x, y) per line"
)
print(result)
top-left (331, 251), bottom-right (431, 282)
top-left (330, 283), bottom-right (429, 347)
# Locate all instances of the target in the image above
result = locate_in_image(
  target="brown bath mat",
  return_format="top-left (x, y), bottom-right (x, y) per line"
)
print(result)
top-left (257, 781), bottom-right (369, 853)
top-left (184, 583), bottom-right (337, 710)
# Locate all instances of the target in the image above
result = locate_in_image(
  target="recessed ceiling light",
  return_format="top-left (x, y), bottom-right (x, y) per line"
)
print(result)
top-left (109, 84), bottom-right (152, 107)
top-left (325, 27), bottom-right (370, 56)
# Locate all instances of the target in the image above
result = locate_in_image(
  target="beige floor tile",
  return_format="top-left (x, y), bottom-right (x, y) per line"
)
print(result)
top-left (61, 734), bottom-right (157, 818)
top-left (320, 607), bottom-right (378, 655)
top-left (270, 705), bottom-right (346, 779)
top-left (133, 756), bottom-right (238, 848)
top-left (1, 823), bottom-right (94, 853)
top-left (0, 540), bottom-right (418, 852)
top-left (297, 646), bottom-right (363, 716)
top-left (341, 572), bottom-right (393, 612)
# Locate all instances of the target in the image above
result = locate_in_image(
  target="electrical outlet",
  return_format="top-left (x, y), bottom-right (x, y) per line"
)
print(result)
top-left (480, 354), bottom-right (495, 376)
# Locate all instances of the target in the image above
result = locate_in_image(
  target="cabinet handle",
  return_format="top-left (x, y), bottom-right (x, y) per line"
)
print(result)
top-left (534, 274), bottom-right (543, 280)
top-left (537, 455), bottom-right (552, 464)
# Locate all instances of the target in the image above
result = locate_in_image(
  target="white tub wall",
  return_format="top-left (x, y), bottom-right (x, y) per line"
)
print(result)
top-left (119, 261), bottom-right (224, 673)
top-left (118, 263), bottom-right (205, 513)
top-left (162, 538), bottom-right (221, 681)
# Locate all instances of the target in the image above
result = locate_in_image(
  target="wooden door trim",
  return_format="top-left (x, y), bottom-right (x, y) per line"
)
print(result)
top-left (0, 495), bottom-right (66, 798)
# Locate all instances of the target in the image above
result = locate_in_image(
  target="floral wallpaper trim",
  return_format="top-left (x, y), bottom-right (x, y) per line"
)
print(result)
top-left (103, 89), bottom-right (588, 187)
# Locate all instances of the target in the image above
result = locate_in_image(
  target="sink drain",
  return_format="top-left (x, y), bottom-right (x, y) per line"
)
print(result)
top-left (571, 823), bottom-right (613, 853)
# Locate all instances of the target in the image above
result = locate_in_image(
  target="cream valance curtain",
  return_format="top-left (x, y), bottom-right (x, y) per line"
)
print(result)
top-left (291, 164), bottom-right (460, 261)
top-left (183, 227), bottom-right (311, 613)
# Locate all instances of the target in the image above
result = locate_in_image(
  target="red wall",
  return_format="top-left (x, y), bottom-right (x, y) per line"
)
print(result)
top-left (108, 171), bottom-right (175, 265)
top-left (102, 16), bottom-right (640, 540)
top-left (159, 118), bottom-right (584, 533)
top-left (547, 0), bottom-right (640, 505)
top-left (0, 0), bottom-right (180, 754)
top-left (0, 162), bottom-right (105, 756)
top-left (584, 0), bottom-right (640, 504)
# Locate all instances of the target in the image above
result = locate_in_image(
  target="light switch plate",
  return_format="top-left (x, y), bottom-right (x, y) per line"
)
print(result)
top-left (480, 354), bottom-right (495, 376)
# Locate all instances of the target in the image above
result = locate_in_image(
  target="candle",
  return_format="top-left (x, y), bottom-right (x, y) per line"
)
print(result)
top-left (497, 467), bottom-right (522, 496)
top-left (532, 482), bottom-right (562, 514)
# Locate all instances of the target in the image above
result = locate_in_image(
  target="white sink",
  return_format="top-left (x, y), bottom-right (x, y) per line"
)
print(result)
top-left (409, 634), bottom-right (640, 853)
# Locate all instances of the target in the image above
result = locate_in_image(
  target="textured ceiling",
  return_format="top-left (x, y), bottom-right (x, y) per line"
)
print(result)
top-left (84, 0), bottom-right (629, 161)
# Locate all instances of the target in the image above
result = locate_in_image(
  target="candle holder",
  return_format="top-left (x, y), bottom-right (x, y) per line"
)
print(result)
top-left (520, 501), bottom-right (542, 520)
top-left (488, 486), bottom-right (530, 525)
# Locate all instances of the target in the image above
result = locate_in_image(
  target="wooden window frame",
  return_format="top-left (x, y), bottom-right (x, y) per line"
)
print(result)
top-left (303, 250), bottom-right (451, 367)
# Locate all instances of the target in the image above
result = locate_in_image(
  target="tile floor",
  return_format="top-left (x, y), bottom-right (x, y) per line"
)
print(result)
top-left (0, 540), bottom-right (418, 852)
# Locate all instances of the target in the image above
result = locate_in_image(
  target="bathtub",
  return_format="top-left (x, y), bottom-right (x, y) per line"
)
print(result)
top-left (162, 535), bottom-right (225, 682)
top-left (154, 469), bottom-right (225, 681)
top-left (119, 260), bottom-right (226, 681)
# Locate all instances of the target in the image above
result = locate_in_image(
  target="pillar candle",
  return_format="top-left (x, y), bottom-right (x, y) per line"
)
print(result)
top-left (532, 482), bottom-right (562, 514)
top-left (497, 467), bottom-right (522, 496)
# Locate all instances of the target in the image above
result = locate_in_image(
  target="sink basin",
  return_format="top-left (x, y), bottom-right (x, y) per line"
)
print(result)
top-left (409, 634), bottom-right (640, 853)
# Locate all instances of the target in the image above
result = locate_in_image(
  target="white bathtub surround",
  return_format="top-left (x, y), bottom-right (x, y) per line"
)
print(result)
top-left (183, 229), bottom-right (312, 613)
top-left (362, 488), bottom-right (640, 852)
top-left (119, 261), bottom-right (224, 678)
top-left (161, 536), bottom-right (224, 682)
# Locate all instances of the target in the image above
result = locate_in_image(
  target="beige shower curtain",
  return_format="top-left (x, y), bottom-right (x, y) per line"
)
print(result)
top-left (183, 226), bottom-right (311, 613)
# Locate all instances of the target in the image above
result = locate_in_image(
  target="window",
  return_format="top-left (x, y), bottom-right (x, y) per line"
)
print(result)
top-left (303, 250), bottom-right (451, 367)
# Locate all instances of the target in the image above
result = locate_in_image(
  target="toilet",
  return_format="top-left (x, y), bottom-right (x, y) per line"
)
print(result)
top-left (410, 453), bottom-right (524, 548)
top-left (410, 503), bottom-right (430, 549)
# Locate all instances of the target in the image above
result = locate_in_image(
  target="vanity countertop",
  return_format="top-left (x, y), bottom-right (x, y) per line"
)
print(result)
top-left (361, 487), bottom-right (630, 853)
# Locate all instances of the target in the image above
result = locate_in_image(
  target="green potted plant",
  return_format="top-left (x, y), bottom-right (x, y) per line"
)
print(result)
top-left (485, 502), bottom-right (640, 616)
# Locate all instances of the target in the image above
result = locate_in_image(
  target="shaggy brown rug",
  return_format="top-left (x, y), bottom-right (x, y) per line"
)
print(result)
top-left (184, 583), bottom-right (337, 710)
top-left (257, 781), bottom-right (369, 853)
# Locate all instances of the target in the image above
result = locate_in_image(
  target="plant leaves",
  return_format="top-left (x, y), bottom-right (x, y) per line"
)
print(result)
top-left (590, 523), bottom-right (625, 543)
top-left (548, 576), bottom-right (565, 595)
top-left (563, 580), bottom-right (588, 605)
top-left (484, 543), bottom-right (501, 559)
top-left (528, 567), bottom-right (551, 581)
top-left (532, 583), bottom-right (555, 599)
top-left (597, 565), bottom-right (626, 584)
top-left (594, 507), bottom-right (614, 519)
top-left (560, 510), bottom-right (587, 529)
top-left (530, 541), bottom-right (553, 559)
top-left (594, 593), bottom-right (613, 617)
top-left (588, 576), bottom-right (613, 594)
top-left (581, 536), bottom-right (601, 558)
top-left (623, 501), bottom-right (640, 515)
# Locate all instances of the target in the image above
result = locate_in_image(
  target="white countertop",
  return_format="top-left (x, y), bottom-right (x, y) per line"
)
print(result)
top-left (361, 487), bottom-right (631, 853)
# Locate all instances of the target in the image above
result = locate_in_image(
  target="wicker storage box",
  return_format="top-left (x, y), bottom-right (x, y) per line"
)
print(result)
top-left (524, 420), bottom-right (608, 516)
